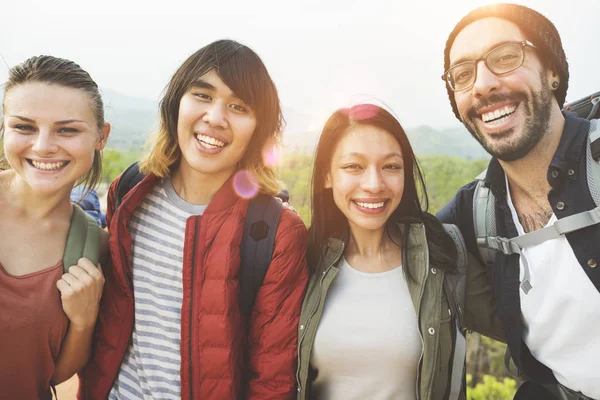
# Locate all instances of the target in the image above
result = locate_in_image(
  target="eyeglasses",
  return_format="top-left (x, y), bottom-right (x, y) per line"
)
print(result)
top-left (442, 40), bottom-right (536, 92)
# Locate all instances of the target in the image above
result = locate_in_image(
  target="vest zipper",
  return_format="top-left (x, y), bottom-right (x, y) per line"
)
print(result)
top-left (188, 216), bottom-right (200, 400)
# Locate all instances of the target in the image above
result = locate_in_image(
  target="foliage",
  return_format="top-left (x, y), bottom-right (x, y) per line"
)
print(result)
top-left (102, 149), bottom-right (141, 184)
top-left (278, 151), bottom-right (314, 225)
top-left (467, 374), bottom-right (517, 400)
top-left (418, 155), bottom-right (488, 214)
top-left (277, 151), bottom-right (490, 222)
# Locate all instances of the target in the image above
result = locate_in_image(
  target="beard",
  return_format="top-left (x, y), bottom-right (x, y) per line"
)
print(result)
top-left (462, 74), bottom-right (553, 162)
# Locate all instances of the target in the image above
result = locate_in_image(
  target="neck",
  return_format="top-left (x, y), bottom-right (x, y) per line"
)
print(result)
top-left (1, 170), bottom-right (73, 219)
top-left (346, 223), bottom-right (399, 260)
top-left (171, 162), bottom-right (234, 205)
top-left (499, 106), bottom-right (565, 200)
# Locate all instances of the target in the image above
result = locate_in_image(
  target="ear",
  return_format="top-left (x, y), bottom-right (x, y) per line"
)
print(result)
top-left (96, 123), bottom-right (111, 151)
top-left (546, 69), bottom-right (559, 89)
top-left (324, 171), bottom-right (332, 189)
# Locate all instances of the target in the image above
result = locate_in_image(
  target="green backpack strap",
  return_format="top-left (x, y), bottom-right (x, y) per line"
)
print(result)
top-left (62, 204), bottom-right (101, 273)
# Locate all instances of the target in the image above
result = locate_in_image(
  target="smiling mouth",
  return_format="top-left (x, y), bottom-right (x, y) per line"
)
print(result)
top-left (196, 134), bottom-right (227, 149)
top-left (27, 159), bottom-right (70, 171)
top-left (354, 200), bottom-right (387, 209)
top-left (480, 104), bottom-right (518, 125)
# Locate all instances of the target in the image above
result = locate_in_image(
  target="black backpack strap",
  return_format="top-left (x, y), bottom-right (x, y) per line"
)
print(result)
top-left (114, 161), bottom-right (144, 212)
top-left (238, 195), bottom-right (283, 318)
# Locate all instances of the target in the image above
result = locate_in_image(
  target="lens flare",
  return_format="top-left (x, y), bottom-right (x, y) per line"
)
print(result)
top-left (346, 103), bottom-right (380, 120)
top-left (262, 144), bottom-right (281, 167)
top-left (233, 170), bottom-right (259, 199)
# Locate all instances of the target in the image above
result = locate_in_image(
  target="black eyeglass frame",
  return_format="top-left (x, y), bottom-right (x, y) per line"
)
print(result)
top-left (442, 40), bottom-right (536, 92)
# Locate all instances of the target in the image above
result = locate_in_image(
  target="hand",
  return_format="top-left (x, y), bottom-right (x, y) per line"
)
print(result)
top-left (275, 196), bottom-right (299, 215)
top-left (56, 258), bottom-right (105, 331)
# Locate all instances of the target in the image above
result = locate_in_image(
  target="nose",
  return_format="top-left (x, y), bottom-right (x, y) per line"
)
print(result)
top-left (202, 102), bottom-right (228, 129)
top-left (472, 61), bottom-right (500, 98)
top-left (32, 130), bottom-right (58, 155)
top-left (361, 166), bottom-right (385, 193)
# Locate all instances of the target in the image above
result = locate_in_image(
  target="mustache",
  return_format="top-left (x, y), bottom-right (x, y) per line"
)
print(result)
top-left (467, 92), bottom-right (527, 119)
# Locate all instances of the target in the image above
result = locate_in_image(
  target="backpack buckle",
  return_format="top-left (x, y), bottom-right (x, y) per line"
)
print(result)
top-left (481, 236), bottom-right (521, 255)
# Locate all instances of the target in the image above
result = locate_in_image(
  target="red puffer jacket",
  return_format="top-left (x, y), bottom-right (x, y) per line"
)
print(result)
top-left (78, 173), bottom-right (309, 399)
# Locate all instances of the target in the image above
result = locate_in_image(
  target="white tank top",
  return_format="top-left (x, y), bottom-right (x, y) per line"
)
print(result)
top-left (310, 258), bottom-right (422, 400)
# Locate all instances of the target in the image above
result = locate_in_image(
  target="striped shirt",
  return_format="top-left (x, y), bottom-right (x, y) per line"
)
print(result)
top-left (110, 178), bottom-right (206, 400)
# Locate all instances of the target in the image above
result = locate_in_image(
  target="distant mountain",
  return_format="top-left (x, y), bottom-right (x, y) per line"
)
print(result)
top-left (1, 86), bottom-right (490, 159)
top-left (407, 125), bottom-right (490, 160)
top-left (283, 125), bottom-right (490, 160)
top-left (102, 88), bottom-right (158, 149)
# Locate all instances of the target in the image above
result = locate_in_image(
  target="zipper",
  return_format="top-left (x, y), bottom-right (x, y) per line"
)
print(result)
top-left (118, 209), bottom-right (134, 291)
top-left (188, 216), bottom-right (200, 400)
top-left (296, 269), bottom-right (328, 395)
top-left (413, 228), bottom-right (428, 400)
top-left (105, 212), bottom-right (136, 398)
top-left (415, 324), bottom-right (425, 400)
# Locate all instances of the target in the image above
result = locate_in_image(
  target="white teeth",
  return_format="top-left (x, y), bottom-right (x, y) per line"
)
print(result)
top-left (31, 160), bottom-right (67, 171)
top-left (356, 201), bottom-right (385, 209)
top-left (481, 104), bottom-right (517, 122)
top-left (196, 134), bottom-right (225, 148)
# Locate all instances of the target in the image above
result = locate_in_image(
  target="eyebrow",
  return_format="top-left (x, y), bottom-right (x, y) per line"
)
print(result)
top-left (190, 79), bottom-right (244, 102)
top-left (450, 40), bottom-right (520, 67)
top-left (190, 79), bottom-right (216, 91)
top-left (341, 152), bottom-right (403, 159)
top-left (9, 115), bottom-right (86, 125)
top-left (9, 115), bottom-right (35, 123)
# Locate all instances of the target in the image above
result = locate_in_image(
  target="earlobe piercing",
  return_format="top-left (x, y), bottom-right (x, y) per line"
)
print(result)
top-left (552, 81), bottom-right (559, 89)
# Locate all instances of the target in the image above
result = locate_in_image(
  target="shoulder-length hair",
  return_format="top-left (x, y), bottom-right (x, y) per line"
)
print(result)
top-left (140, 39), bottom-right (283, 195)
top-left (307, 104), bottom-right (457, 272)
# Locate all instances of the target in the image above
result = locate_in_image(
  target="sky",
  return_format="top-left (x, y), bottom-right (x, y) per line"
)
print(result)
top-left (2, 0), bottom-right (599, 131)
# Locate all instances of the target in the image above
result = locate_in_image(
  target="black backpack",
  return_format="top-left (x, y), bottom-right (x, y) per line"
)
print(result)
top-left (114, 162), bottom-right (285, 318)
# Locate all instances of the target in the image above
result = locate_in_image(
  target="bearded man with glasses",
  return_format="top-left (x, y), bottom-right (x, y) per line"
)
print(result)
top-left (437, 3), bottom-right (600, 400)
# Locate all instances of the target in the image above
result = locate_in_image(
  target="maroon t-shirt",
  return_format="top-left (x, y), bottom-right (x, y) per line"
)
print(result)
top-left (0, 261), bottom-right (69, 399)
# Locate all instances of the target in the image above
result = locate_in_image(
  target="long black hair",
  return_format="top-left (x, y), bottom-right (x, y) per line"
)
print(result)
top-left (307, 104), bottom-right (457, 273)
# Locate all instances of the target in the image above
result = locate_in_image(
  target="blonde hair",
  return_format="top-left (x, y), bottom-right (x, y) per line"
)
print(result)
top-left (140, 39), bottom-right (283, 196)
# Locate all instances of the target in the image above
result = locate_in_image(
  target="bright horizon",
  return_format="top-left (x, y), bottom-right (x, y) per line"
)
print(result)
top-left (2, 0), bottom-right (599, 131)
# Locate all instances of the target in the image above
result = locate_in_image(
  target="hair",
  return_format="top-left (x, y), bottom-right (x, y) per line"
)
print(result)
top-left (140, 39), bottom-right (284, 195)
top-left (0, 55), bottom-right (105, 192)
top-left (307, 104), bottom-right (457, 273)
top-left (443, 3), bottom-right (569, 120)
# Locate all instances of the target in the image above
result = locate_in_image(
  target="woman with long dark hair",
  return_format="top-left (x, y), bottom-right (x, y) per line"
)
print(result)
top-left (297, 104), bottom-right (503, 400)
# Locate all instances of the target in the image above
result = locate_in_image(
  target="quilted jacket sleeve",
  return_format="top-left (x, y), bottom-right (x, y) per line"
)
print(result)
top-left (246, 209), bottom-right (309, 399)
